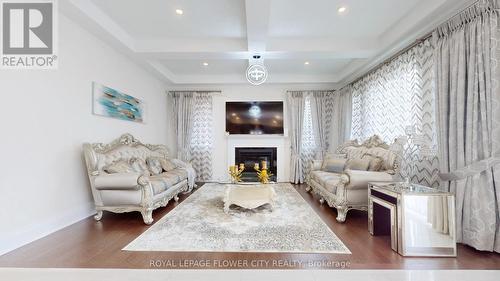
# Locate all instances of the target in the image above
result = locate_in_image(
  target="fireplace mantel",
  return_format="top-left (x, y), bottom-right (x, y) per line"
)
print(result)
top-left (226, 134), bottom-right (286, 139)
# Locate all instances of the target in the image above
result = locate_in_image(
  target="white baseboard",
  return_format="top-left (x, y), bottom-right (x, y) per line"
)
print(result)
top-left (0, 203), bottom-right (95, 256)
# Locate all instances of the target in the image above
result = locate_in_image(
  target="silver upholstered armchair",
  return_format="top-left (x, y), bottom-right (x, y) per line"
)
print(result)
top-left (306, 135), bottom-right (400, 222)
top-left (83, 134), bottom-right (193, 224)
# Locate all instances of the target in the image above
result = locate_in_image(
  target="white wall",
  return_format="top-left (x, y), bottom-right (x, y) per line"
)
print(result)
top-left (167, 84), bottom-right (335, 182)
top-left (0, 15), bottom-right (173, 255)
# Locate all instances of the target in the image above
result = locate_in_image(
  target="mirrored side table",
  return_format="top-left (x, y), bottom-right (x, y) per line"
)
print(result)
top-left (368, 182), bottom-right (456, 257)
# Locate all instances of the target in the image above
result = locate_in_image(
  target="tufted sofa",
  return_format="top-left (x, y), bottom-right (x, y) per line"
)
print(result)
top-left (83, 133), bottom-right (194, 224)
top-left (306, 135), bottom-right (400, 222)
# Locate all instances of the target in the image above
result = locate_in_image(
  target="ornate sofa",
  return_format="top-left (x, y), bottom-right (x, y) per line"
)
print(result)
top-left (306, 135), bottom-right (400, 222)
top-left (83, 134), bottom-right (194, 224)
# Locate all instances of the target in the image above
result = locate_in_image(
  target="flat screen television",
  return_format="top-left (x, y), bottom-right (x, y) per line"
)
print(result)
top-left (226, 101), bottom-right (284, 135)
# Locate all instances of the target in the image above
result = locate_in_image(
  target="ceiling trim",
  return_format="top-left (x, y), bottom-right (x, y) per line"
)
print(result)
top-left (66, 0), bottom-right (134, 49)
top-left (169, 73), bottom-right (340, 85)
top-left (245, 0), bottom-right (271, 65)
top-left (62, 0), bottom-right (474, 85)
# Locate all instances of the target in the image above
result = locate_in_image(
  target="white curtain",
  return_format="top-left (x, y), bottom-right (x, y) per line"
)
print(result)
top-left (287, 92), bottom-right (306, 183)
top-left (289, 90), bottom-right (339, 182)
top-left (171, 91), bottom-right (214, 182)
top-left (172, 92), bottom-right (194, 162)
top-left (427, 196), bottom-right (451, 234)
top-left (349, 40), bottom-right (440, 188)
top-left (330, 86), bottom-right (353, 151)
top-left (433, 0), bottom-right (500, 252)
top-left (289, 90), bottom-right (351, 181)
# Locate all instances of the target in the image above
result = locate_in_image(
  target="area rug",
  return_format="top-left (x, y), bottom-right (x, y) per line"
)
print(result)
top-left (123, 183), bottom-right (351, 254)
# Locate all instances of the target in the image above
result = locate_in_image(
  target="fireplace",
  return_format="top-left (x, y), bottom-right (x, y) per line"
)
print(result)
top-left (235, 147), bottom-right (277, 182)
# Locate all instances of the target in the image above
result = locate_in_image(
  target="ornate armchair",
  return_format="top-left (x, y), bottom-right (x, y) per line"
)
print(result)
top-left (82, 134), bottom-right (193, 224)
top-left (306, 135), bottom-right (400, 222)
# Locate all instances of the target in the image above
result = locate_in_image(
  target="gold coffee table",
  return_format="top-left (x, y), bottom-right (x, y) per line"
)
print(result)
top-left (223, 184), bottom-right (276, 213)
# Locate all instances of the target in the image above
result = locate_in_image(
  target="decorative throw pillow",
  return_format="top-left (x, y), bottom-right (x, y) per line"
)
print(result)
top-left (362, 154), bottom-right (384, 171)
top-left (321, 154), bottom-right (347, 170)
top-left (146, 157), bottom-right (163, 175)
top-left (103, 160), bottom-right (133, 174)
top-left (322, 158), bottom-right (347, 173)
top-left (327, 153), bottom-right (347, 158)
top-left (159, 158), bottom-right (177, 172)
top-left (368, 157), bottom-right (384, 171)
top-left (129, 157), bottom-right (151, 176)
top-left (346, 158), bottom-right (370, 171)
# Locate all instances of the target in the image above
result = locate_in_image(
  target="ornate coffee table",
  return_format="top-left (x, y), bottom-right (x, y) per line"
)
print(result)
top-left (223, 183), bottom-right (276, 213)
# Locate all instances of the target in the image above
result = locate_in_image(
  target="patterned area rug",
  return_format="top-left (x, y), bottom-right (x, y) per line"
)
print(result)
top-left (123, 183), bottom-right (351, 254)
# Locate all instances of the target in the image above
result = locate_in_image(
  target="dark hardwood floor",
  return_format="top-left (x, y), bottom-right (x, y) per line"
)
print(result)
top-left (0, 183), bottom-right (499, 270)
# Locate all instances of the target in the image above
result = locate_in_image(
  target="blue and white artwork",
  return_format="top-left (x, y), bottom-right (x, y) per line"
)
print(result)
top-left (92, 82), bottom-right (145, 123)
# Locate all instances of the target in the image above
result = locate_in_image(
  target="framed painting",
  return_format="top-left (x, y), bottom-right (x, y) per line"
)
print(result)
top-left (92, 82), bottom-right (145, 123)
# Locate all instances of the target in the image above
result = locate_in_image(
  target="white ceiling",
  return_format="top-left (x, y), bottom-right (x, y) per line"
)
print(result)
top-left (63, 0), bottom-right (473, 86)
top-left (268, 0), bottom-right (420, 38)
top-left (267, 59), bottom-right (353, 75)
top-left (93, 0), bottom-right (247, 39)
top-left (160, 59), bottom-right (248, 75)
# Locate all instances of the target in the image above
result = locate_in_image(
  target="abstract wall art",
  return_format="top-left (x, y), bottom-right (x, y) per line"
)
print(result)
top-left (92, 82), bottom-right (145, 123)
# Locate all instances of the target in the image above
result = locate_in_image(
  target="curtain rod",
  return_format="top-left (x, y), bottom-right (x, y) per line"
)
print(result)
top-left (286, 90), bottom-right (335, 93)
top-left (166, 90), bottom-right (222, 94)
top-left (346, 0), bottom-right (479, 87)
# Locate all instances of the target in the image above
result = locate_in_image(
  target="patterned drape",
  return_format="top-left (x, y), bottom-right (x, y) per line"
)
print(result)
top-left (433, 0), bottom-right (500, 252)
top-left (301, 95), bottom-right (317, 178)
top-left (190, 93), bottom-right (214, 181)
top-left (287, 92), bottom-right (306, 183)
top-left (309, 91), bottom-right (335, 158)
top-left (350, 40), bottom-right (440, 188)
top-left (171, 91), bottom-right (214, 182)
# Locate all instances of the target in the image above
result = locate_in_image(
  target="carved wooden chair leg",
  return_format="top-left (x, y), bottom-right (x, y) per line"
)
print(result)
top-left (182, 183), bottom-right (193, 194)
top-left (336, 206), bottom-right (348, 223)
top-left (94, 210), bottom-right (103, 221)
top-left (160, 200), bottom-right (168, 207)
top-left (141, 209), bottom-right (154, 225)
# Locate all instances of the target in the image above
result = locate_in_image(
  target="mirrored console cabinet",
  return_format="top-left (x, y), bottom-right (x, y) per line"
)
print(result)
top-left (368, 182), bottom-right (456, 257)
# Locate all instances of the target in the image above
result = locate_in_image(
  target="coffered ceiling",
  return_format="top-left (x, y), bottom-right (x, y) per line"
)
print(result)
top-left (62, 0), bottom-right (472, 86)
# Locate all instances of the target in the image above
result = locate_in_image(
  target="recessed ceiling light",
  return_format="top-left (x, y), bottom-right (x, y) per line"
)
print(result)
top-left (338, 6), bottom-right (348, 14)
top-left (175, 9), bottom-right (183, 15)
top-left (202, 62), bottom-right (209, 66)
top-left (304, 61), bottom-right (310, 65)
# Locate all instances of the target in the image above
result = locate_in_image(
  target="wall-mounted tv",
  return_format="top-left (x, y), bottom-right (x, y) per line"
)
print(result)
top-left (226, 101), bottom-right (284, 135)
